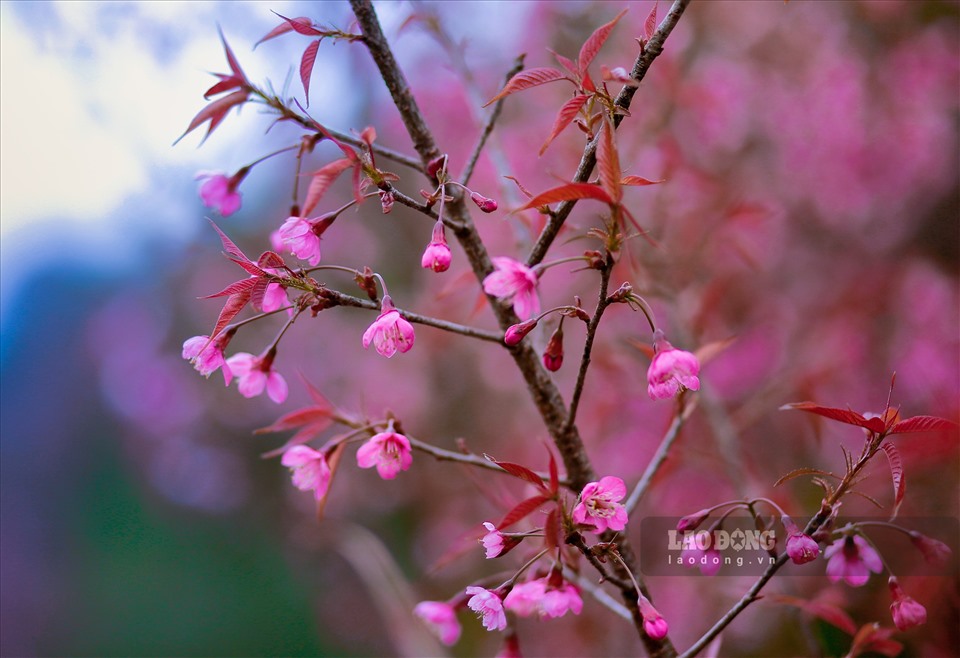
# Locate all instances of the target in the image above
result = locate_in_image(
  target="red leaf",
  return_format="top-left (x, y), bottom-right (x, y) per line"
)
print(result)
top-left (483, 67), bottom-right (568, 107)
top-left (544, 508), bottom-right (560, 550)
top-left (204, 74), bottom-right (244, 99)
top-left (210, 290), bottom-right (251, 339)
top-left (301, 158), bottom-right (353, 217)
top-left (302, 375), bottom-right (331, 407)
top-left (577, 9), bottom-right (628, 78)
top-left (642, 1), bottom-right (659, 42)
top-left (227, 256), bottom-right (267, 278)
top-left (257, 407), bottom-right (334, 434)
top-left (175, 90), bottom-right (248, 146)
top-left (249, 276), bottom-right (270, 310)
top-left (255, 15), bottom-right (319, 47)
top-left (549, 49), bottom-right (579, 78)
top-left (773, 467), bottom-right (836, 488)
top-left (849, 624), bottom-right (902, 658)
top-left (597, 119), bottom-right (622, 202)
top-left (515, 182), bottom-right (613, 212)
top-left (274, 12), bottom-right (327, 37)
top-left (257, 251), bottom-right (287, 270)
top-left (539, 94), bottom-right (589, 156)
top-left (498, 494), bottom-right (552, 529)
top-left (200, 276), bottom-right (258, 299)
top-left (548, 450), bottom-right (559, 494)
top-left (768, 595), bottom-right (857, 636)
top-left (489, 457), bottom-right (548, 491)
top-left (780, 402), bottom-right (883, 433)
top-left (889, 415), bottom-right (957, 435)
top-left (620, 175), bottom-right (664, 186)
top-left (879, 442), bottom-right (905, 520)
top-left (300, 40), bottom-right (321, 104)
top-left (208, 220), bottom-right (250, 262)
top-left (218, 27), bottom-right (246, 81)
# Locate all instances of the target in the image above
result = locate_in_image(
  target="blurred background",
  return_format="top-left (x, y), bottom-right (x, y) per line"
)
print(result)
top-left (1, 1), bottom-right (957, 657)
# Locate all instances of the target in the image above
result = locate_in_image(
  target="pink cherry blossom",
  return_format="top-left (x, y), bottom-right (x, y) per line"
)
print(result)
top-left (278, 215), bottom-right (328, 266)
top-left (824, 535), bottom-right (883, 586)
top-left (572, 476), bottom-right (628, 533)
top-left (280, 445), bottom-right (331, 500)
top-left (224, 351), bottom-right (288, 403)
top-left (356, 424), bottom-right (413, 480)
top-left (647, 329), bottom-right (701, 400)
top-left (888, 577), bottom-right (927, 631)
top-left (421, 220), bottom-right (452, 273)
top-left (196, 171), bottom-right (242, 216)
top-left (540, 582), bottom-right (583, 619)
top-left (481, 522), bottom-right (505, 559)
top-left (261, 282), bottom-right (289, 313)
top-left (483, 257), bottom-right (540, 320)
top-left (413, 601), bottom-right (461, 646)
top-left (785, 532), bottom-right (820, 565)
top-left (465, 586), bottom-right (507, 632)
top-left (182, 333), bottom-right (233, 384)
top-left (362, 295), bottom-right (415, 358)
top-left (502, 577), bottom-right (581, 620)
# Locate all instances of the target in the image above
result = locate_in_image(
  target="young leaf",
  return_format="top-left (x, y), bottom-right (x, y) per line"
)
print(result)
top-left (544, 508), bottom-right (560, 550)
top-left (889, 415), bottom-right (957, 436)
top-left (515, 182), bottom-right (613, 212)
top-left (208, 219), bottom-right (251, 263)
top-left (577, 9), bottom-right (628, 78)
top-left (174, 90), bottom-right (248, 146)
top-left (256, 15), bottom-right (317, 47)
top-left (487, 456), bottom-right (548, 491)
top-left (249, 276), bottom-right (270, 310)
top-left (597, 119), bottom-right (622, 203)
top-left (218, 27), bottom-right (246, 81)
top-left (504, 175), bottom-right (535, 200)
top-left (257, 251), bottom-right (287, 270)
top-left (549, 49), bottom-right (579, 78)
top-left (300, 40), bottom-right (322, 104)
top-left (879, 442), bottom-right (905, 520)
top-left (227, 256), bottom-right (267, 278)
top-left (620, 175), bottom-right (665, 186)
top-left (848, 623), bottom-right (902, 658)
top-left (273, 12), bottom-right (329, 37)
top-left (540, 94), bottom-right (590, 156)
top-left (768, 595), bottom-right (857, 636)
top-left (210, 289), bottom-right (252, 340)
top-left (773, 467), bottom-right (837, 488)
top-left (497, 494), bottom-right (552, 529)
top-left (779, 402), bottom-right (885, 434)
top-left (200, 277), bottom-right (258, 299)
top-left (642, 1), bottom-right (659, 43)
top-left (301, 158), bottom-right (353, 217)
top-left (483, 67), bottom-right (568, 107)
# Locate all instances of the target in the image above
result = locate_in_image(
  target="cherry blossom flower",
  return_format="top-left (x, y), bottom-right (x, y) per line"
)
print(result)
top-left (356, 423), bottom-right (413, 480)
top-left (681, 533), bottom-right (723, 576)
top-left (182, 333), bottom-right (233, 384)
top-left (413, 601), bottom-right (461, 646)
top-left (503, 577), bottom-right (582, 619)
top-left (540, 582), bottom-right (583, 619)
top-left (647, 329), bottom-right (701, 400)
top-left (278, 215), bottom-right (332, 266)
top-left (888, 577), bottom-right (927, 631)
top-left (280, 445), bottom-right (331, 500)
top-left (824, 535), bottom-right (883, 586)
top-left (362, 295), bottom-right (415, 358)
top-left (483, 257), bottom-right (540, 319)
top-left (481, 522), bottom-right (506, 559)
top-left (465, 586), bottom-right (507, 632)
top-left (421, 220), bottom-right (452, 273)
top-left (261, 282), bottom-right (289, 313)
top-left (196, 171), bottom-right (242, 216)
top-left (224, 351), bottom-right (288, 403)
top-left (782, 515), bottom-right (820, 565)
top-left (572, 476), bottom-right (628, 533)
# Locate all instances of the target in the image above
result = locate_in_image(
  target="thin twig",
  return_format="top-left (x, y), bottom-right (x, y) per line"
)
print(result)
top-left (407, 435), bottom-right (565, 485)
top-left (320, 288), bottom-right (503, 343)
top-left (564, 568), bottom-right (634, 622)
top-left (525, 0), bottom-right (692, 267)
top-left (625, 397), bottom-right (699, 515)
top-left (462, 55), bottom-right (526, 186)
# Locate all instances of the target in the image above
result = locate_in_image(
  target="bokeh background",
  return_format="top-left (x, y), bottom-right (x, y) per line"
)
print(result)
top-left (1, 1), bottom-right (958, 657)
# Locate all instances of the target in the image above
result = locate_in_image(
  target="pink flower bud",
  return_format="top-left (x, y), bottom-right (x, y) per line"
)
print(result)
top-left (421, 220), bottom-right (452, 273)
top-left (471, 191), bottom-right (498, 213)
top-left (888, 577), bottom-right (927, 631)
top-left (643, 615), bottom-right (669, 640)
top-left (909, 531), bottom-right (951, 567)
top-left (542, 326), bottom-right (564, 372)
top-left (676, 508), bottom-right (711, 532)
top-left (786, 533), bottom-right (820, 565)
top-left (504, 319), bottom-right (538, 346)
top-left (647, 329), bottom-right (701, 400)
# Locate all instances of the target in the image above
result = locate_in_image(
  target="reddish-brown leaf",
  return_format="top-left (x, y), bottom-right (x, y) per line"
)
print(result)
top-left (301, 158), bottom-right (353, 217)
top-left (204, 73), bottom-right (244, 100)
top-left (879, 442), bottom-right (905, 520)
top-left (597, 119), bottom-right (622, 202)
top-left (515, 182), bottom-right (613, 212)
top-left (208, 219), bottom-right (250, 262)
top-left (257, 251), bottom-right (287, 270)
top-left (497, 494), bottom-right (552, 530)
top-left (539, 94), bottom-right (589, 156)
top-left (642, 1), bottom-right (659, 42)
top-left (257, 407), bottom-right (334, 434)
top-left (889, 415), bottom-right (957, 435)
top-left (210, 290), bottom-right (252, 339)
top-left (175, 90), bottom-right (248, 146)
top-left (483, 67), bottom-right (568, 107)
top-left (227, 256), bottom-right (267, 278)
top-left (547, 449), bottom-right (559, 494)
top-left (200, 276), bottom-right (257, 299)
top-left (620, 175), bottom-right (664, 186)
top-left (488, 457), bottom-right (548, 491)
top-left (544, 508), bottom-right (560, 550)
top-left (274, 12), bottom-right (328, 37)
top-left (249, 276), bottom-right (270, 310)
top-left (780, 402), bottom-right (885, 433)
top-left (255, 15), bottom-right (317, 47)
top-left (218, 27), bottom-right (246, 80)
top-left (549, 49), bottom-right (579, 78)
top-left (577, 9), bottom-right (628, 77)
top-left (849, 624), bottom-right (902, 658)
top-left (300, 39), bottom-right (321, 104)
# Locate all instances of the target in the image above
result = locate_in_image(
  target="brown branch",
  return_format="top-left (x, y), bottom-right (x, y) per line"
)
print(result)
top-left (407, 435), bottom-right (566, 485)
top-left (349, 3), bottom-right (682, 655)
top-left (525, 0), bottom-right (692, 267)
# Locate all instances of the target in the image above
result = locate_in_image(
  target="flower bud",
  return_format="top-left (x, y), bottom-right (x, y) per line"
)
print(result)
top-left (888, 576), bottom-right (927, 631)
top-left (471, 191), bottom-right (498, 213)
top-left (427, 154), bottom-right (448, 179)
top-left (379, 190), bottom-right (394, 214)
top-left (676, 508), bottom-right (711, 532)
top-left (909, 531), bottom-right (951, 568)
top-left (542, 326), bottom-right (564, 372)
top-left (504, 319), bottom-right (538, 346)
